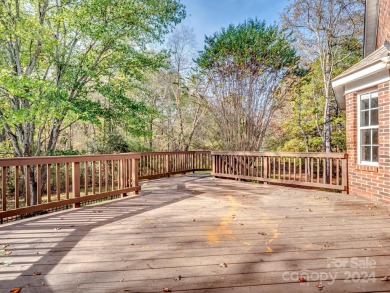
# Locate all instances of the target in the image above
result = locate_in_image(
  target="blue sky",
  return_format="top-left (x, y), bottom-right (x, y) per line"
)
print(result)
top-left (179, 0), bottom-right (289, 50)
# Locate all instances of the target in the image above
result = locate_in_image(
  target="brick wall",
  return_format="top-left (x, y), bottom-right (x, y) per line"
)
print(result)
top-left (376, 0), bottom-right (390, 49)
top-left (345, 82), bottom-right (390, 204)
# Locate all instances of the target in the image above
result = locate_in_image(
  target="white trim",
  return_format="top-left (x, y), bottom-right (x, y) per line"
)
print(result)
top-left (345, 76), bottom-right (390, 95)
top-left (357, 90), bottom-right (379, 166)
top-left (359, 161), bottom-right (379, 167)
top-left (332, 62), bottom-right (388, 88)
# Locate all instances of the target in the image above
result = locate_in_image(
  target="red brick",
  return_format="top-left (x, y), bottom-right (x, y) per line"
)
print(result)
top-left (346, 82), bottom-right (390, 203)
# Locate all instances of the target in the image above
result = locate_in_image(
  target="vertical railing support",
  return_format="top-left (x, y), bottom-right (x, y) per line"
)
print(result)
top-left (165, 155), bottom-right (170, 176)
top-left (132, 158), bottom-right (139, 195)
top-left (263, 157), bottom-right (268, 180)
top-left (192, 152), bottom-right (195, 173)
top-left (72, 162), bottom-right (81, 208)
top-left (342, 154), bottom-right (348, 194)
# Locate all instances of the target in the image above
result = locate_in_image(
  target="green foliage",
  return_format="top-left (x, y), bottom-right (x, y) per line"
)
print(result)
top-left (87, 133), bottom-right (131, 154)
top-left (195, 19), bottom-right (300, 151)
top-left (197, 19), bottom-right (298, 74)
top-left (270, 37), bottom-right (363, 152)
top-left (0, 0), bottom-right (185, 157)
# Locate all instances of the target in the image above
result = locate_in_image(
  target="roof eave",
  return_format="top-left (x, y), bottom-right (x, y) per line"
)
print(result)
top-left (332, 62), bottom-right (389, 110)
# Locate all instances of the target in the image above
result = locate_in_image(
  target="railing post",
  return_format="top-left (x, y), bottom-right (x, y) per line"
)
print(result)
top-left (121, 159), bottom-right (127, 197)
top-left (165, 155), bottom-right (170, 176)
top-left (263, 157), bottom-right (268, 180)
top-left (212, 154), bottom-right (215, 175)
top-left (192, 152), bottom-right (195, 173)
top-left (72, 162), bottom-right (81, 208)
top-left (342, 154), bottom-right (348, 194)
top-left (132, 158), bottom-right (139, 195)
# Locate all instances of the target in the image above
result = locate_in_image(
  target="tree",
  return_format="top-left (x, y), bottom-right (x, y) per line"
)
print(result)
top-left (282, 0), bottom-right (364, 154)
top-left (196, 19), bottom-right (300, 151)
top-left (166, 25), bottom-right (206, 151)
top-left (0, 0), bottom-right (185, 205)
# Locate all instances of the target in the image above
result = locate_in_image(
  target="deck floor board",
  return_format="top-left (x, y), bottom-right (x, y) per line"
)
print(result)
top-left (1, 174), bottom-right (390, 292)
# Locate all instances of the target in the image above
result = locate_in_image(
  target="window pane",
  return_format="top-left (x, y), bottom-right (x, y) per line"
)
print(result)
top-left (360, 96), bottom-right (370, 110)
top-left (371, 97), bottom-right (378, 108)
top-left (372, 146), bottom-right (379, 162)
top-left (373, 129), bottom-right (379, 144)
top-left (362, 146), bottom-right (371, 161)
top-left (361, 129), bottom-right (371, 144)
top-left (361, 110), bottom-right (369, 126)
top-left (371, 109), bottom-right (378, 125)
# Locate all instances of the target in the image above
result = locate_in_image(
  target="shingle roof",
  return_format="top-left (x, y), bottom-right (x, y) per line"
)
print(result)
top-left (333, 44), bottom-right (390, 82)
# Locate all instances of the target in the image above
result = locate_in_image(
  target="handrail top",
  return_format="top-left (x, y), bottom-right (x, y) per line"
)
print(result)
top-left (0, 153), bottom-right (142, 167)
top-left (140, 151), bottom-right (211, 155)
top-left (211, 151), bottom-right (347, 159)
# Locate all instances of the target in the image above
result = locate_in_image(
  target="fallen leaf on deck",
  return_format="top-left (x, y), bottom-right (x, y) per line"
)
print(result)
top-left (2, 261), bottom-right (14, 267)
top-left (10, 288), bottom-right (22, 293)
top-left (258, 232), bottom-right (267, 236)
top-left (174, 275), bottom-right (182, 281)
top-left (3, 244), bottom-right (9, 249)
top-left (309, 208), bottom-right (313, 212)
top-left (32, 272), bottom-right (41, 276)
top-left (219, 262), bottom-right (228, 267)
top-left (163, 288), bottom-right (171, 292)
top-left (299, 277), bottom-right (307, 283)
top-left (381, 276), bottom-right (390, 281)
top-left (316, 283), bottom-right (325, 291)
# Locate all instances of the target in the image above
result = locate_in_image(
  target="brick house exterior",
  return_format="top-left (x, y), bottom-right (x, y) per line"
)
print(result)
top-left (332, 0), bottom-right (390, 204)
top-left (376, 0), bottom-right (390, 49)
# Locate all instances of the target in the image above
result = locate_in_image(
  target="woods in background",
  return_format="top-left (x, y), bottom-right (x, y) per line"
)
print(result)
top-left (0, 0), bottom-right (366, 156)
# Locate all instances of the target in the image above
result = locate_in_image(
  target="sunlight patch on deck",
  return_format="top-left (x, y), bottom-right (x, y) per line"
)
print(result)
top-left (266, 228), bottom-right (279, 253)
top-left (207, 195), bottom-right (238, 244)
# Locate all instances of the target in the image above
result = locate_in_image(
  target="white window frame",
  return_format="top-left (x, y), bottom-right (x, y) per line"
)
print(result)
top-left (357, 90), bottom-right (379, 166)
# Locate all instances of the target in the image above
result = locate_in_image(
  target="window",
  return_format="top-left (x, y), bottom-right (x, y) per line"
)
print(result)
top-left (358, 91), bottom-right (379, 165)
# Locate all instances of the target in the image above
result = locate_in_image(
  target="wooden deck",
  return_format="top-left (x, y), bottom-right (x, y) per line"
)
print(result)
top-left (1, 175), bottom-right (390, 293)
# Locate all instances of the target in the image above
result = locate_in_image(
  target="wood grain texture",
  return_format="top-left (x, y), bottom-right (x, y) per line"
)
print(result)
top-left (0, 175), bottom-right (389, 292)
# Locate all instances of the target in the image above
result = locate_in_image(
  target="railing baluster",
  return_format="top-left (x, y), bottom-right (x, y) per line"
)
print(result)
top-left (317, 158), bottom-right (320, 183)
top-left (105, 161), bottom-right (109, 192)
top-left (65, 163), bottom-right (69, 199)
top-left (2, 167), bottom-right (6, 211)
top-left (99, 161), bottom-right (103, 193)
top-left (323, 158), bottom-right (326, 184)
top-left (84, 162), bottom-right (89, 196)
top-left (37, 165), bottom-right (42, 204)
top-left (311, 158), bottom-right (314, 183)
top-left (47, 164), bottom-right (51, 203)
top-left (111, 160), bottom-right (114, 191)
top-left (337, 159), bottom-right (340, 185)
top-left (15, 166), bottom-right (19, 209)
top-left (56, 164), bottom-right (61, 201)
top-left (26, 165), bottom-right (30, 207)
top-left (72, 162), bottom-right (80, 208)
top-left (92, 161), bottom-right (96, 194)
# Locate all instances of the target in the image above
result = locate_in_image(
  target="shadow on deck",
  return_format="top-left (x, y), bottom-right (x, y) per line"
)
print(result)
top-left (1, 175), bottom-right (390, 293)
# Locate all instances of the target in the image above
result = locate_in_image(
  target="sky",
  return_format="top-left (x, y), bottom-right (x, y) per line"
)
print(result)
top-left (178, 0), bottom-right (290, 51)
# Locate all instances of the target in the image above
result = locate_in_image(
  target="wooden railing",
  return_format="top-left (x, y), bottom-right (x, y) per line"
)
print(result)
top-left (1, 150), bottom-right (347, 221)
top-left (139, 151), bottom-right (212, 179)
top-left (0, 151), bottom-right (212, 221)
top-left (212, 152), bottom-right (348, 192)
top-left (0, 153), bottom-right (140, 220)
